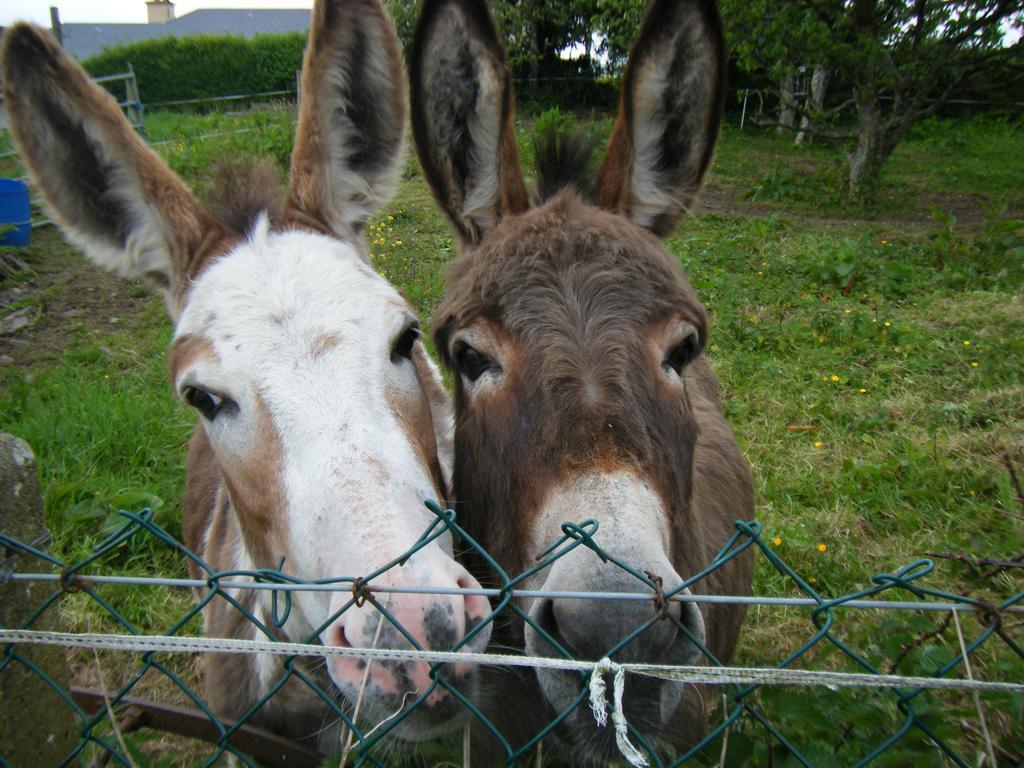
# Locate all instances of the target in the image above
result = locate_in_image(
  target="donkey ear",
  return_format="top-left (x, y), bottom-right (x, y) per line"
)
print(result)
top-left (285, 0), bottom-right (407, 242)
top-left (409, 0), bottom-right (529, 246)
top-left (0, 24), bottom-right (214, 303)
top-left (595, 0), bottom-right (725, 237)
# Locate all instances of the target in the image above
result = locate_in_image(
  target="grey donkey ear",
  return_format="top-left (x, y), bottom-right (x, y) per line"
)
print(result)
top-left (0, 24), bottom-right (216, 313)
top-left (409, 0), bottom-right (529, 247)
top-left (595, 0), bottom-right (726, 237)
top-left (285, 0), bottom-right (408, 244)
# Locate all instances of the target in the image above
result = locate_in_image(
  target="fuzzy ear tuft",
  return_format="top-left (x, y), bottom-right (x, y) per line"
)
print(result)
top-left (409, 0), bottom-right (528, 247)
top-left (595, 0), bottom-right (725, 237)
top-left (0, 24), bottom-right (214, 304)
top-left (284, 0), bottom-right (408, 245)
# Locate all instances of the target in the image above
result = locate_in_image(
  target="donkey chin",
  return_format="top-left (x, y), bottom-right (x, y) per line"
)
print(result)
top-left (522, 472), bottom-right (710, 761)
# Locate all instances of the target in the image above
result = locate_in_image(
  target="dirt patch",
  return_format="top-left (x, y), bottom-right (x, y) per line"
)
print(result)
top-left (693, 180), bottom-right (773, 219)
top-left (917, 191), bottom-right (993, 230)
top-left (693, 177), bottom-right (1012, 236)
top-left (0, 229), bottom-right (161, 373)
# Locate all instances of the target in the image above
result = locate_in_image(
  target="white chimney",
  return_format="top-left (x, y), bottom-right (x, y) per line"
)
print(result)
top-left (146, 0), bottom-right (175, 24)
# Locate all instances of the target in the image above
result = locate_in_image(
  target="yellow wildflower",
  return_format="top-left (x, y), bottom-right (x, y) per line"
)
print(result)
top-left (814, 440), bottom-right (823, 448)
top-left (773, 537), bottom-right (782, 546)
top-left (970, 361), bottom-right (978, 368)
top-left (817, 543), bottom-right (827, 553)
top-left (830, 374), bottom-right (840, 382)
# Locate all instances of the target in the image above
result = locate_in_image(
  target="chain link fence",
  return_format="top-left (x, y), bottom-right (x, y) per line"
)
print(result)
top-left (1, 502), bottom-right (1022, 767)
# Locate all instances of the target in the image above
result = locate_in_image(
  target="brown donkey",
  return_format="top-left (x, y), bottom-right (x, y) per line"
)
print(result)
top-left (2, 0), bottom-right (492, 752)
top-left (410, 0), bottom-right (754, 761)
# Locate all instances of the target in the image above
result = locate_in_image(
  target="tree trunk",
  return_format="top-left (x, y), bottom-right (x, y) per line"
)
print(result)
top-left (778, 72), bottom-right (795, 133)
top-left (847, 46), bottom-right (921, 200)
top-left (846, 0), bottom-right (896, 198)
top-left (848, 93), bottom-right (883, 196)
top-left (795, 65), bottom-right (829, 146)
top-left (849, 92), bottom-right (910, 197)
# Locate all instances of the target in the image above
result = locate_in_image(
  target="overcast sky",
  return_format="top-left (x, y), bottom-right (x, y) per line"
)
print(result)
top-left (2, 1), bottom-right (313, 27)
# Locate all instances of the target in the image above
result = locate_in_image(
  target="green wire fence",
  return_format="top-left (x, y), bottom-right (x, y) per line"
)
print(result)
top-left (1, 502), bottom-right (1021, 767)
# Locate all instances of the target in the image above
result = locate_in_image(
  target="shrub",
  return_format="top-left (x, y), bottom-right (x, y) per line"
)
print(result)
top-left (83, 33), bottom-right (306, 106)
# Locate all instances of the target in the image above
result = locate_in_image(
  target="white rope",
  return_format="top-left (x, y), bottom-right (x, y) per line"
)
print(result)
top-left (589, 659), bottom-right (611, 727)
top-left (589, 658), bottom-right (648, 767)
top-left (2, 629), bottom-right (1022, 696)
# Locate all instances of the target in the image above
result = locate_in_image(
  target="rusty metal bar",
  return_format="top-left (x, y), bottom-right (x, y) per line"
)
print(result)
top-left (70, 687), bottom-right (323, 767)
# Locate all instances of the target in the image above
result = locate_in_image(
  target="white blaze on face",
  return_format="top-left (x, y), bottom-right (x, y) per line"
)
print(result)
top-left (523, 470), bottom-right (674, 593)
top-left (172, 221), bottom-right (454, 635)
top-left (523, 470), bottom-right (706, 727)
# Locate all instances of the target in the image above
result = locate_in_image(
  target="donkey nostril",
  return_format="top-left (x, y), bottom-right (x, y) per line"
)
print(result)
top-left (456, 573), bottom-right (491, 626)
top-left (327, 621), bottom-right (352, 649)
top-left (678, 600), bottom-right (706, 648)
top-left (533, 598), bottom-right (575, 656)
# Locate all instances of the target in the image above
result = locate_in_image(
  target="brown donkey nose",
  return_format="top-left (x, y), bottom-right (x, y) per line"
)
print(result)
top-left (530, 566), bottom-right (698, 664)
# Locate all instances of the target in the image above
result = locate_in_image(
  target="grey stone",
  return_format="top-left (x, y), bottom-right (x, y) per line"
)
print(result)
top-left (0, 308), bottom-right (34, 336)
top-left (0, 434), bottom-right (77, 765)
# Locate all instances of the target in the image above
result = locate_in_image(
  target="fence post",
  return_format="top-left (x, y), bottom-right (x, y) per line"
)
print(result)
top-left (49, 7), bottom-right (63, 47)
top-left (0, 434), bottom-right (77, 765)
top-left (126, 63), bottom-right (148, 140)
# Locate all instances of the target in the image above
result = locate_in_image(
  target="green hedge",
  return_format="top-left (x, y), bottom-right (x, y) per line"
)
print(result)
top-left (83, 33), bottom-right (307, 106)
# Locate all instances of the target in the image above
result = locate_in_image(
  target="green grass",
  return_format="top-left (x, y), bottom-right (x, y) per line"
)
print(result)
top-left (1, 107), bottom-right (1022, 763)
top-left (713, 115), bottom-right (1024, 219)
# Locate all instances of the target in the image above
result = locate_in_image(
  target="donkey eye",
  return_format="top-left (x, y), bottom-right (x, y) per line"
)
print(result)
top-left (183, 386), bottom-right (230, 421)
top-left (663, 332), bottom-right (701, 377)
top-left (454, 342), bottom-right (499, 382)
top-left (392, 324), bottom-right (420, 362)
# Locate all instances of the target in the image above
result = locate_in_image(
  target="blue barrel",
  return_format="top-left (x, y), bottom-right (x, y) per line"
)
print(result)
top-left (0, 179), bottom-right (31, 247)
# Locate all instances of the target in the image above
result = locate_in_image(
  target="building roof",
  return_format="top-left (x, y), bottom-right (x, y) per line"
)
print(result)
top-left (61, 9), bottom-right (311, 60)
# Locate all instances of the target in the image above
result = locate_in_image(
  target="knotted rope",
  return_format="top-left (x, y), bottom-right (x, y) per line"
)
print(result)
top-left (589, 657), bottom-right (649, 767)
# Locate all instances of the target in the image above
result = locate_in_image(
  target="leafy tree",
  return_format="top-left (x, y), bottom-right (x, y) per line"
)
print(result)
top-left (591, 0), bottom-right (647, 71)
top-left (387, 0), bottom-right (647, 79)
top-left (722, 0), bottom-right (1023, 196)
top-left (384, 0), bottom-right (418, 53)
